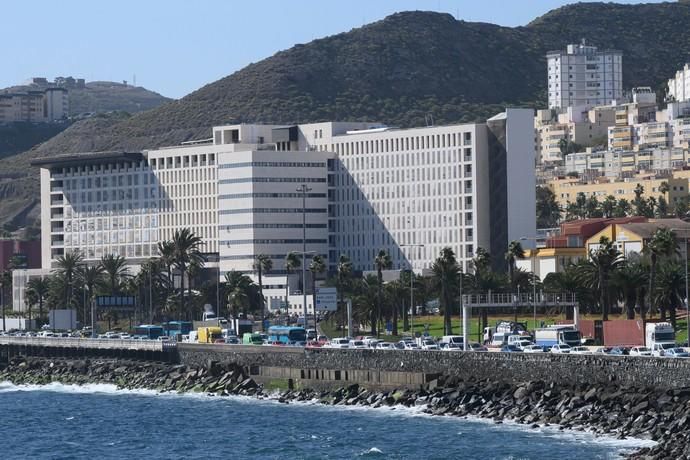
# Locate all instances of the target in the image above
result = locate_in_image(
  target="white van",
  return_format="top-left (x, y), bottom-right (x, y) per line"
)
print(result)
top-left (491, 332), bottom-right (509, 347)
top-left (439, 336), bottom-right (464, 348)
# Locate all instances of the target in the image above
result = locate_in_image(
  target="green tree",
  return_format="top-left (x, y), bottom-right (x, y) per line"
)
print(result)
top-left (77, 264), bottom-right (105, 328)
top-left (373, 249), bottom-right (392, 336)
top-left (643, 228), bottom-right (679, 320)
top-left (336, 254), bottom-right (353, 331)
top-left (601, 195), bottom-right (617, 218)
top-left (253, 254), bottom-right (273, 319)
top-left (674, 197), bottom-right (689, 219)
top-left (309, 254), bottom-right (326, 332)
top-left (224, 271), bottom-right (260, 318)
top-left (100, 254), bottom-right (129, 296)
top-left (611, 260), bottom-right (648, 319)
top-left (580, 236), bottom-right (623, 321)
top-left (284, 252), bottom-right (301, 322)
top-left (614, 198), bottom-right (632, 218)
top-left (584, 195), bottom-right (602, 218)
top-left (171, 228), bottom-right (204, 320)
top-left (53, 251), bottom-right (84, 309)
top-left (432, 247), bottom-right (460, 335)
top-left (536, 186), bottom-right (561, 228)
top-left (26, 277), bottom-right (50, 327)
top-left (654, 260), bottom-right (685, 328)
top-left (505, 240), bottom-right (525, 288)
top-left (157, 240), bottom-right (176, 308)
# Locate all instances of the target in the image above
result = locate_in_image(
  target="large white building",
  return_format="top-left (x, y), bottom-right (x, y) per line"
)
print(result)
top-left (32, 109), bottom-right (535, 315)
top-left (547, 42), bottom-right (623, 110)
top-left (668, 63), bottom-right (690, 103)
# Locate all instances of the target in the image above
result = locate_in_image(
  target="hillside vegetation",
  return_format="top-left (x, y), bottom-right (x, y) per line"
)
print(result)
top-left (3, 2), bottom-right (690, 227)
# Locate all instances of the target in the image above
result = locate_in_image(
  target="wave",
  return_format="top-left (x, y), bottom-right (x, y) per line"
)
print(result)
top-left (0, 380), bottom-right (657, 453)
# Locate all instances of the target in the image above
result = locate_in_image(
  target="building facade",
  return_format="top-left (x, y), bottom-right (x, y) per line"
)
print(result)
top-left (0, 87), bottom-right (68, 123)
top-left (32, 109), bottom-right (536, 315)
top-left (547, 42), bottom-right (623, 110)
top-left (668, 63), bottom-right (690, 103)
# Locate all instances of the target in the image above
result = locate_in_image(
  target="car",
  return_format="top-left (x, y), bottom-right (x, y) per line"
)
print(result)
top-left (374, 342), bottom-right (395, 350)
top-left (592, 347), bottom-right (611, 354)
top-left (119, 333), bottom-right (131, 340)
top-left (551, 344), bottom-right (572, 354)
top-left (629, 346), bottom-right (653, 356)
top-left (607, 347), bottom-right (629, 356)
top-left (349, 340), bottom-right (367, 349)
top-left (468, 342), bottom-right (488, 352)
top-left (500, 344), bottom-right (523, 353)
top-left (326, 338), bottom-right (350, 349)
top-left (317, 335), bottom-right (329, 344)
top-left (515, 340), bottom-right (534, 350)
top-left (225, 337), bottom-right (240, 344)
top-left (421, 339), bottom-right (439, 351)
top-left (403, 341), bottom-right (421, 350)
top-left (522, 345), bottom-right (545, 353)
top-left (570, 346), bottom-right (591, 355)
top-left (306, 329), bottom-right (317, 340)
top-left (664, 347), bottom-right (689, 358)
top-left (442, 342), bottom-right (463, 351)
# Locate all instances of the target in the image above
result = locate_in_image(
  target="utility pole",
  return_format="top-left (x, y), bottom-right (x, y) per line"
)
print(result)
top-left (297, 184), bottom-right (312, 329)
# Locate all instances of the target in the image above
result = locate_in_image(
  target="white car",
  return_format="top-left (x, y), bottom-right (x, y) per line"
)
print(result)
top-left (629, 346), bottom-right (653, 356)
top-left (523, 345), bottom-right (545, 353)
top-left (402, 341), bottom-right (420, 350)
top-left (327, 338), bottom-right (350, 349)
top-left (515, 340), bottom-right (534, 350)
top-left (551, 344), bottom-right (572, 354)
top-left (374, 342), bottom-right (395, 350)
top-left (570, 346), bottom-right (591, 355)
top-left (442, 342), bottom-right (463, 351)
top-left (420, 339), bottom-right (439, 351)
top-left (349, 340), bottom-right (367, 349)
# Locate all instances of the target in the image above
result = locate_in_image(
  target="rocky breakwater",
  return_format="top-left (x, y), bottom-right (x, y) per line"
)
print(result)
top-left (0, 356), bottom-right (263, 397)
top-left (1, 357), bottom-right (688, 458)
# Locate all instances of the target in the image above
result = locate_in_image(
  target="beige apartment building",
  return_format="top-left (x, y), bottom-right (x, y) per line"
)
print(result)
top-left (549, 173), bottom-right (688, 209)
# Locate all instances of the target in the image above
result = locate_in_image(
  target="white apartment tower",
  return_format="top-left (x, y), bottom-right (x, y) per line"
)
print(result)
top-left (668, 63), bottom-right (690, 103)
top-left (547, 41), bottom-right (623, 110)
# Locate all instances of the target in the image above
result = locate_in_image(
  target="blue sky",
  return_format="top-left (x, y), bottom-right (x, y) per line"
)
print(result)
top-left (2, 0), bottom-right (661, 99)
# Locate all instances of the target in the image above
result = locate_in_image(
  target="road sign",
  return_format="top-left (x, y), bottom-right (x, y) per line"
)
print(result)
top-left (315, 287), bottom-right (337, 311)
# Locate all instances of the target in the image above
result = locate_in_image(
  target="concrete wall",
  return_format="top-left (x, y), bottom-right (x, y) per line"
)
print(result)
top-left (178, 345), bottom-right (690, 390)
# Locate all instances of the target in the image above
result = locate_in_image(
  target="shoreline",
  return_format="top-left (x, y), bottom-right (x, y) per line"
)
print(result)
top-left (0, 356), bottom-right (681, 458)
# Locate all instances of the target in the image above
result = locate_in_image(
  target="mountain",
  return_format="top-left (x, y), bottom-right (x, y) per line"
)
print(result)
top-left (2, 1), bottom-right (690, 229)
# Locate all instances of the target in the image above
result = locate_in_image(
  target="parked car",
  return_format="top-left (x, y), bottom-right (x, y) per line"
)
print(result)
top-left (664, 348), bottom-right (690, 358)
top-left (523, 345), bottom-right (545, 353)
top-left (421, 339), bottom-right (439, 351)
top-left (607, 347), bottom-right (629, 356)
top-left (403, 341), bottom-right (421, 350)
top-left (442, 343), bottom-right (463, 351)
top-left (570, 346), bottom-right (591, 355)
top-left (592, 347), bottom-right (611, 354)
top-left (468, 342), bottom-right (488, 352)
top-left (551, 344), bottom-right (572, 354)
top-left (515, 340), bottom-right (534, 350)
top-left (629, 346), bottom-right (653, 357)
top-left (349, 340), bottom-right (367, 349)
top-left (500, 344), bottom-right (522, 353)
top-left (375, 342), bottom-right (395, 350)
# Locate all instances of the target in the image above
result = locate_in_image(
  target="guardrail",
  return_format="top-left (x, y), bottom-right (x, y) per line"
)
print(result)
top-left (0, 336), bottom-right (175, 352)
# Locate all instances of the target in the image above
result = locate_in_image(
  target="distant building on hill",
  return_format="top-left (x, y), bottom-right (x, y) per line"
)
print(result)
top-left (546, 41), bottom-right (623, 110)
top-left (668, 63), bottom-right (690, 103)
top-left (0, 87), bottom-right (68, 123)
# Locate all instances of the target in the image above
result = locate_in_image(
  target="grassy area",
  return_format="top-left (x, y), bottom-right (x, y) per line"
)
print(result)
top-left (322, 313), bottom-right (690, 344)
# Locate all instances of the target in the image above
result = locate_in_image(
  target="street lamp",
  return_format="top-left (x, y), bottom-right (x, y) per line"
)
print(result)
top-left (671, 228), bottom-right (689, 345)
top-left (520, 236), bottom-right (538, 332)
top-left (400, 244), bottom-right (424, 336)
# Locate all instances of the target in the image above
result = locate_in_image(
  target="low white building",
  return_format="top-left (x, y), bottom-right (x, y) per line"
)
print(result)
top-left (668, 63), bottom-right (690, 103)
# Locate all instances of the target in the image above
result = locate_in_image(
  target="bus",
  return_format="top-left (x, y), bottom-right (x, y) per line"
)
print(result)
top-left (267, 326), bottom-right (307, 344)
top-left (163, 321), bottom-right (193, 339)
top-left (242, 332), bottom-right (264, 345)
top-left (134, 325), bottom-right (165, 340)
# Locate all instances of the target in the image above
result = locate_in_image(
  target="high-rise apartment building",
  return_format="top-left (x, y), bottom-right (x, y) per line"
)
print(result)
top-left (547, 42), bottom-right (623, 110)
top-left (668, 63), bottom-right (690, 103)
top-left (32, 109), bottom-right (535, 315)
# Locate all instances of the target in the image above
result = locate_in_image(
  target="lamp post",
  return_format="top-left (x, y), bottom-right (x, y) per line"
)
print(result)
top-left (400, 244), bottom-right (424, 336)
top-left (672, 228), bottom-right (690, 345)
top-left (520, 236), bottom-right (538, 332)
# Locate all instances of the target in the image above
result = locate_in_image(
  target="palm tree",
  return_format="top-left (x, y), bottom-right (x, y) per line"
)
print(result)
top-left (53, 251), bottom-right (84, 309)
top-left (336, 254), bottom-right (353, 331)
top-left (170, 228), bottom-right (204, 320)
top-left (644, 228), bottom-right (679, 318)
top-left (654, 260), bottom-right (685, 328)
top-left (254, 254), bottom-right (273, 320)
top-left (284, 252), bottom-right (301, 323)
top-left (385, 279), bottom-right (406, 336)
top-left (432, 247), bottom-right (460, 335)
top-left (373, 249), bottom-right (392, 336)
top-left (611, 260), bottom-right (648, 320)
top-left (505, 240), bottom-right (525, 288)
top-left (309, 254), bottom-right (326, 333)
top-left (100, 254), bottom-right (129, 296)
top-left (585, 236), bottom-right (623, 321)
top-left (26, 277), bottom-right (50, 327)
top-left (157, 240), bottom-right (175, 302)
top-left (77, 264), bottom-right (105, 328)
top-left (224, 271), bottom-right (260, 318)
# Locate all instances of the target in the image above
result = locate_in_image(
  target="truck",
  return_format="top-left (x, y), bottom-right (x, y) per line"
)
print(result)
top-left (193, 317), bottom-right (229, 330)
top-left (242, 332), bottom-right (264, 345)
top-left (535, 325), bottom-right (581, 347)
top-left (197, 327), bottom-right (223, 344)
top-left (646, 322), bottom-right (676, 356)
top-left (483, 321), bottom-right (527, 344)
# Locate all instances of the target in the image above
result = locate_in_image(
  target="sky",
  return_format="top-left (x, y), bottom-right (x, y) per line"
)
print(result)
top-left (1, 0), bottom-right (663, 99)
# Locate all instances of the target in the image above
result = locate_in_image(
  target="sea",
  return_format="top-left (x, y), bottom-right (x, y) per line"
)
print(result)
top-left (0, 382), bottom-right (654, 459)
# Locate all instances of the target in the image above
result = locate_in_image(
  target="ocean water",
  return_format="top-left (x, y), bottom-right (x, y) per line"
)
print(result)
top-left (0, 382), bottom-right (654, 460)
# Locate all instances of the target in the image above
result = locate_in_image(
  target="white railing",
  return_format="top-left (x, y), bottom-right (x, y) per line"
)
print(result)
top-left (0, 336), bottom-right (175, 352)
top-left (461, 292), bottom-right (577, 307)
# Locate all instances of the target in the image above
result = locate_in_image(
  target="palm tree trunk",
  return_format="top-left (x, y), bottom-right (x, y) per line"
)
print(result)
top-left (39, 298), bottom-right (44, 328)
top-left (669, 301), bottom-right (677, 329)
top-left (180, 268), bottom-right (186, 321)
top-left (626, 295), bottom-right (636, 320)
top-left (392, 300), bottom-right (398, 336)
top-left (285, 270), bottom-right (290, 325)
top-left (258, 268), bottom-right (264, 320)
top-left (600, 266), bottom-right (608, 321)
top-left (649, 257), bottom-right (656, 317)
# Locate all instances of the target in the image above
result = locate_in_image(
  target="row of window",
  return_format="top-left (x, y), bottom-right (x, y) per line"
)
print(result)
top-left (220, 239), bottom-right (327, 245)
top-left (218, 161), bottom-right (325, 169)
top-left (218, 192), bottom-right (326, 200)
top-left (219, 177), bottom-right (327, 184)
top-left (219, 208), bottom-right (327, 215)
top-left (332, 131), bottom-right (472, 156)
top-left (222, 223), bottom-right (327, 230)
